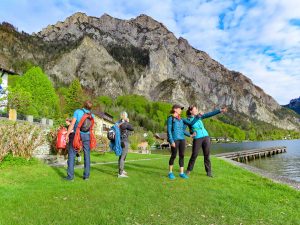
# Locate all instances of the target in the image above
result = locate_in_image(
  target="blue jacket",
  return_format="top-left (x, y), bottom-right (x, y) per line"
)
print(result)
top-left (109, 122), bottom-right (122, 156)
top-left (73, 108), bottom-right (95, 134)
top-left (186, 109), bottom-right (221, 139)
top-left (167, 115), bottom-right (200, 144)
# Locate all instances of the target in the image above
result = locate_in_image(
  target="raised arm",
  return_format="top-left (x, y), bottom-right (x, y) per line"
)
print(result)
top-left (167, 116), bottom-right (174, 144)
top-left (201, 109), bottom-right (221, 119)
top-left (182, 115), bottom-right (201, 126)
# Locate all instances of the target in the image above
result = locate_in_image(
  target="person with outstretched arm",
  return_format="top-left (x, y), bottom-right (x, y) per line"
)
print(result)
top-left (167, 104), bottom-right (200, 180)
top-left (185, 105), bottom-right (227, 177)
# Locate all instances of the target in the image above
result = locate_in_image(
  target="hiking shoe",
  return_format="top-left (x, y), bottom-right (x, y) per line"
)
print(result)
top-left (83, 177), bottom-right (89, 181)
top-left (118, 173), bottom-right (128, 178)
top-left (168, 172), bottom-right (176, 180)
top-left (123, 170), bottom-right (128, 175)
top-left (179, 173), bottom-right (189, 179)
top-left (207, 173), bottom-right (213, 178)
top-left (64, 177), bottom-right (74, 182)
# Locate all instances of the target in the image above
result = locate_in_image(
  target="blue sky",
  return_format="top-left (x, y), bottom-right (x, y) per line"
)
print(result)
top-left (0, 0), bottom-right (299, 104)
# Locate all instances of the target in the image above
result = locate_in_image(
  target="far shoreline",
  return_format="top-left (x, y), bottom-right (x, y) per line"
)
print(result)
top-left (211, 138), bottom-right (300, 144)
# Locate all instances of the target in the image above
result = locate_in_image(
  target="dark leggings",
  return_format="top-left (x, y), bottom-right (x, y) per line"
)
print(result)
top-left (169, 140), bottom-right (186, 167)
top-left (187, 136), bottom-right (211, 173)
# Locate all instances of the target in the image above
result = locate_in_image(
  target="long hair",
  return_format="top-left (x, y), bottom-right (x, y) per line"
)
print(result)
top-left (186, 105), bottom-right (195, 117)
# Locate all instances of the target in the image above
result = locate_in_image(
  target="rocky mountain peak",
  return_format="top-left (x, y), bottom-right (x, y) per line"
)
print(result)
top-left (99, 13), bottom-right (115, 20)
top-left (132, 14), bottom-right (168, 31)
top-left (38, 12), bottom-right (88, 36)
top-left (66, 12), bottom-right (89, 23)
top-left (2, 12), bottom-right (299, 130)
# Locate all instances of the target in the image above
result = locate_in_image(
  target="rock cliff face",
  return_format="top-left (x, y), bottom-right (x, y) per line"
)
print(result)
top-left (0, 13), bottom-right (299, 130)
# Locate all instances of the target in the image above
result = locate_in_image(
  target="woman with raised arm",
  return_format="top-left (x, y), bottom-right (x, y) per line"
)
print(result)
top-left (167, 104), bottom-right (199, 180)
top-left (185, 106), bottom-right (227, 177)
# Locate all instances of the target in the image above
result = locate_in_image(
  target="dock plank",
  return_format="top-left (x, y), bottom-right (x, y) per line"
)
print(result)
top-left (215, 146), bottom-right (287, 162)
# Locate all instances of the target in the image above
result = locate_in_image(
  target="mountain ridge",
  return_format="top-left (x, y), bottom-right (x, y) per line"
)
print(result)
top-left (0, 12), bottom-right (299, 131)
top-left (284, 97), bottom-right (300, 115)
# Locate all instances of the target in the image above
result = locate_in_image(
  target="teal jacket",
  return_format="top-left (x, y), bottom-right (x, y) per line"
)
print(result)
top-left (167, 115), bottom-right (200, 144)
top-left (186, 109), bottom-right (221, 139)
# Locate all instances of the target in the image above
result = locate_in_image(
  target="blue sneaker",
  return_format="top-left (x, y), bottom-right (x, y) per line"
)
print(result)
top-left (179, 173), bottom-right (189, 179)
top-left (168, 172), bottom-right (175, 180)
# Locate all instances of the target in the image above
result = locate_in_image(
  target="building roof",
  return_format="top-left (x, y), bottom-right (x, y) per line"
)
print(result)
top-left (0, 67), bottom-right (19, 76)
top-left (94, 111), bottom-right (114, 123)
top-left (155, 133), bottom-right (168, 140)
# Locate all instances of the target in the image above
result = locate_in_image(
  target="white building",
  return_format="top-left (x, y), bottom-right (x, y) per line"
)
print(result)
top-left (94, 112), bottom-right (114, 137)
top-left (0, 67), bottom-right (16, 111)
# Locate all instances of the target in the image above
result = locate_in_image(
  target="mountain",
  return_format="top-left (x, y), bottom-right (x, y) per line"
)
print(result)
top-left (284, 97), bottom-right (300, 114)
top-left (0, 12), bottom-right (299, 131)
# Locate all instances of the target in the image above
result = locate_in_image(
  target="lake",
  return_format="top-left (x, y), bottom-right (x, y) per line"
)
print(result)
top-left (152, 139), bottom-right (300, 182)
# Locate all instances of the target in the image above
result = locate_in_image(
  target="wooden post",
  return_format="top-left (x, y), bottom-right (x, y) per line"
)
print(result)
top-left (8, 109), bottom-right (17, 121)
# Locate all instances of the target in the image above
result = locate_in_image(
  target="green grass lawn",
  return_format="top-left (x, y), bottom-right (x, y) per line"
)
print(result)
top-left (89, 151), bottom-right (167, 163)
top-left (0, 152), bottom-right (299, 225)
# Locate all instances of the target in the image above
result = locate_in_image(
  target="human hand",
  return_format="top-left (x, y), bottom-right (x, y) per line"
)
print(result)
top-left (171, 143), bottom-right (176, 148)
top-left (191, 132), bottom-right (197, 138)
top-left (65, 134), bottom-right (69, 143)
top-left (221, 106), bottom-right (228, 113)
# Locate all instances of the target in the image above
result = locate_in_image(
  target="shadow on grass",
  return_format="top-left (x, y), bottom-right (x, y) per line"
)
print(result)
top-left (127, 161), bottom-right (165, 171)
top-left (98, 161), bottom-right (165, 177)
top-left (92, 166), bottom-right (117, 177)
top-left (51, 166), bottom-right (82, 179)
top-left (51, 166), bottom-right (66, 178)
top-left (127, 164), bottom-right (165, 177)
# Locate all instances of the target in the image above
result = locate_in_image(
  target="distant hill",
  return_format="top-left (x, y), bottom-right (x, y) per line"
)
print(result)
top-left (284, 97), bottom-right (300, 114)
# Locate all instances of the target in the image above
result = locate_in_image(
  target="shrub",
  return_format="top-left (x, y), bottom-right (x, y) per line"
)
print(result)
top-left (0, 121), bottom-right (46, 162)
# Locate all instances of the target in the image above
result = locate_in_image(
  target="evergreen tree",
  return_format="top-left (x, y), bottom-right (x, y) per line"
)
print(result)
top-left (65, 79), bottom-right (85, 115)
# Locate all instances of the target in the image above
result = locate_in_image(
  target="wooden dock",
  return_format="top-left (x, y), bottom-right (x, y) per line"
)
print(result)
top-left (215, 146), bottom-right (287, 162)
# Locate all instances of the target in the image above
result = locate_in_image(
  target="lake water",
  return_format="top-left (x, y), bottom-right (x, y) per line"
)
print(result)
top-left (152, 139), bottom-right (300, 182)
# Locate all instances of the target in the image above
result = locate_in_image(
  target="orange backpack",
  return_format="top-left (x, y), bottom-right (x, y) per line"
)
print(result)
top-left (56, 127), bottom-right (67, 149)
top-left (73, 113), bottom-right (97, 151)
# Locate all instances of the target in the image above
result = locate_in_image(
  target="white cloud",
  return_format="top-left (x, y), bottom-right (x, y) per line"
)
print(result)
top-left (175, 0), bottom-right (300, 104)
top-left (0, 0), bottom-right (299, 104)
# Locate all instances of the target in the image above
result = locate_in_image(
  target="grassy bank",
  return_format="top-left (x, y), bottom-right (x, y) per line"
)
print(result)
top-left (0, 153), bottom-right (299, 225)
